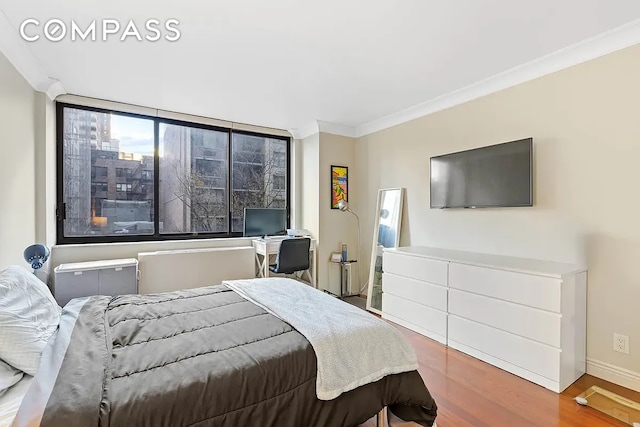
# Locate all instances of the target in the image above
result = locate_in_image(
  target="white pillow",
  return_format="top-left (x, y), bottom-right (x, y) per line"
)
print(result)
top-left (0, 266), bottom-right (61, 375)
top-left (0, 359), bottom-right (23, 396)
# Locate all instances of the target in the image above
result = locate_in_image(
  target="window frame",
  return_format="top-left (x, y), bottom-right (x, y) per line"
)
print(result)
top-left (56, 102), bottom-right (291, 244)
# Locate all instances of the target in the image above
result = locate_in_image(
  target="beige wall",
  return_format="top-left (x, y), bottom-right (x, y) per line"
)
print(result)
top-left (356, 44), bottom-right (640, 374)
top-left (298, 132), bottom-right (360, 294)
top-left (0, 53), bottom-right (37, 268)
top-left (317, 133), bottom-right (360, 295)
top-left (300, 133), bottom-right (320, 241)
top-left (34, 92), bottom-right (57, 250)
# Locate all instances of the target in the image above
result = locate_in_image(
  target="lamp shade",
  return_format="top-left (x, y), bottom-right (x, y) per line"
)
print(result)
top-left (337, 199), bottom-right (349, 212)
top-left (23, 244), bottom-right (50, 271)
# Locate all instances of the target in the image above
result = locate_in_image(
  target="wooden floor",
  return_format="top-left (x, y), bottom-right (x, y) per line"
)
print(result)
top-left (360, 320), bottom-right (640, 427)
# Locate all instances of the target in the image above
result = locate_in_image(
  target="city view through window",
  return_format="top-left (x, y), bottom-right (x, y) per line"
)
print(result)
top-left (60, 106), bottom-right (288, 240)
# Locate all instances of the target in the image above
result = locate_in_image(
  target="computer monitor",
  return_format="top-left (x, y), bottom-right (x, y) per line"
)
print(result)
top-left (243, 208), bottom-right (287, 237)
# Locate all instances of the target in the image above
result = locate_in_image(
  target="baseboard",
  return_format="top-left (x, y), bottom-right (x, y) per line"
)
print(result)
top-left (382, 313), bottom-right (447, 345)
top-left (586, 358), bottom-right (640, 392)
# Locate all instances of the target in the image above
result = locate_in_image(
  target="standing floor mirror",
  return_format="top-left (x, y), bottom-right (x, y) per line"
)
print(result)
top-left (366, 188), bottom-right (404, 314)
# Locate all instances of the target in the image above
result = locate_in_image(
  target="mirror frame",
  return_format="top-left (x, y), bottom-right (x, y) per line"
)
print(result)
top-left (366, 187), bottom-right (404, 314)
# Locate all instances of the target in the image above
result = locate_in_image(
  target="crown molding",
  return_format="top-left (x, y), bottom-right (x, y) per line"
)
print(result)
top-left (0, 8), bottom-right (67, 100)
top-left (356, 19), bottom-right (640, 138)
top-left (316, 120), bottom-right (357, 139)
top-left (45, 80), bottom-right (67, 100)
top-left (290, 120), bottom-right (357, 140)
top-left (289, 121), bottom-right (319, 140)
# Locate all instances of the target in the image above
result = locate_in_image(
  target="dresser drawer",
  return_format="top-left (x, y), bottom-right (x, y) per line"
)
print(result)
top-left (449, 263), bottom-right (561, 312)
top-left (383, 252), bottom-right (448, 286)
top-left (382, 293), bottom-right (447, 339)
top-left (382, 272), bottom-right (447, 311)
top-left (449, 289), bottom-right (561, 347)
top-left (448, 315), bottom-right (560, 381)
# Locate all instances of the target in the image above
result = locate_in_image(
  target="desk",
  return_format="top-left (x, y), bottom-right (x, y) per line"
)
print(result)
top-left (252, 237), bottom-right (317, 288)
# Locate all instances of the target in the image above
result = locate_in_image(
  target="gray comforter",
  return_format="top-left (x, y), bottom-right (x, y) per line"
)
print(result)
top-left (13, 285), bottom-right (437, 427)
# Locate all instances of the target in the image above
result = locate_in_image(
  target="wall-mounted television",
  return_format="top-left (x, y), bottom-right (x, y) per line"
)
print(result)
top-left (430, 138), bottom-right (533, 209)
top-left (243, 208), bottom-right (287, 237)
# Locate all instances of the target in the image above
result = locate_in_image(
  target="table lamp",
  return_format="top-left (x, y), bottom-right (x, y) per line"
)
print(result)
top-left (23, 244), bottom-right (50, 274)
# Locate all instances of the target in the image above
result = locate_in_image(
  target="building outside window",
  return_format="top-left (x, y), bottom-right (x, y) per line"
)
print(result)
top-left (274, 151), bottom-right (286, 168)
top-left (57, 104), bottom-right (289, 243)
top-left (273, 175), bottom-right (286, 190)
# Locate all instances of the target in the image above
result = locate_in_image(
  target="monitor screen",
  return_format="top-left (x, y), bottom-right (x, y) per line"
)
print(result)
top-left (243, 208), bottom-right (287, 237)
top-left (430, 138), bottom-right (533, 208)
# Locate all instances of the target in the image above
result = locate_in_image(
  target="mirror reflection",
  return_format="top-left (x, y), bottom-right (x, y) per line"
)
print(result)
top-left (367, 188), bottom-right (404, 313)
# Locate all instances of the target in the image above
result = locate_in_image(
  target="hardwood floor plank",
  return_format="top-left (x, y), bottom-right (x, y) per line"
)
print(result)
top-left (360, 320), bottom-right (640, 427)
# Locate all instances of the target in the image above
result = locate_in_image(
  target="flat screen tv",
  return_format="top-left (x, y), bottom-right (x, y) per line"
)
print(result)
top-left (430, 138), bottom-right (533, 209)
top-left (243, 208), bottom-right (287, 237)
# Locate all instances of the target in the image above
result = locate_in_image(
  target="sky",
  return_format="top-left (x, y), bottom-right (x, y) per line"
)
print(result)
top-left (111, 114), bottom-right (155, 156)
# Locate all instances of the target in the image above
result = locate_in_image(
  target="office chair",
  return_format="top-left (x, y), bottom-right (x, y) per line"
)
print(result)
top-left (269, 238), bottom-right (311, 280)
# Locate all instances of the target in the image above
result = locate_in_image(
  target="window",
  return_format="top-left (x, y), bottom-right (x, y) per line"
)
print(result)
top-left (91, 166), bottom-right (108, 179)
top-left (159, 123), bottom-right (229, 234)
top-left (59, 106), bottom-right (155, 240)
top-left (115, 168), bottom-right (133, 179)
top-left (273, 175), bottom-right (286, 190)
top-left (274, 151), bottom-right (286, 168)
top-left (91, 183), bottom-right (108, 194)
top-left (57, 103), bottom-right (290, 243)
top-left (231, 134), bottom-right (288, 233)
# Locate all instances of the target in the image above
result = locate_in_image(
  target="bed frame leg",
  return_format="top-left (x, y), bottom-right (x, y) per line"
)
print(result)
top-left (376, 407), bottom-right (387, 427)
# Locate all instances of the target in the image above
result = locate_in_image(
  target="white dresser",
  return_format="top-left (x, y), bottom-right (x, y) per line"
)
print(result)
top-left (381, 246), bottom-right (587, 393)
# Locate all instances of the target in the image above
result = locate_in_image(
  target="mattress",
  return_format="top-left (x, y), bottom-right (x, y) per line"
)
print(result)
top-left (0, 376), bottom-right (33, 427)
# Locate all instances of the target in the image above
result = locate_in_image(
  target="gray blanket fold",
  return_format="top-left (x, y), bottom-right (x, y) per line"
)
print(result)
top-left (14, 285), bottom-right (437, 427)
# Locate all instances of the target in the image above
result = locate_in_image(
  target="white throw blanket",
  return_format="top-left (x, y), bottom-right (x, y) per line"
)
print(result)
top-left (223, 278), bottom-right (418, 400)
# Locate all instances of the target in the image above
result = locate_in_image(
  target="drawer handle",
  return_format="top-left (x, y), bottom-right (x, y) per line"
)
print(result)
top-left (74, 272), bottom-right (82, 276)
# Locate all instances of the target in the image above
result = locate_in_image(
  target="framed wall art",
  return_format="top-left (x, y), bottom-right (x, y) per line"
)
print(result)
top-left (331, 165), bottom-right (348, 209)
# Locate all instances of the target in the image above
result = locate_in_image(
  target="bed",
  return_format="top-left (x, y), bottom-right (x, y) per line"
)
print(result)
top-left (2, 268), bottom-right (437, 427)
top-left (0, 376), bottom-right (32, 427)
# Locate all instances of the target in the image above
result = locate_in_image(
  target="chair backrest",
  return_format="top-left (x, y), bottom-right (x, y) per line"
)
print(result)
top-left (274, 238), bottom-right (311, 274)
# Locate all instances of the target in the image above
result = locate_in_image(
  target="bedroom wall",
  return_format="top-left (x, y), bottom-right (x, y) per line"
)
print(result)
top-left (0, 52), bottom-right (37, 268)
top-left (355, 43), bottom-right (640, 381)
top-left (299, 133), bottom-right (321, 244)
top-left (317, 133), bottom-right (359, 296)
top-left (33, 92), bottom-right (57, 252)
top-left (297, 132), bottom-right (359, 294)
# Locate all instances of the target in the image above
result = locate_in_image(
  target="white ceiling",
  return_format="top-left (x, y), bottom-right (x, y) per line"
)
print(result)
top-left (1, 1), bottom-right (640, 137)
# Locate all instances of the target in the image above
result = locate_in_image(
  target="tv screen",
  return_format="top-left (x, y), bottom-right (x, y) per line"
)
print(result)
top-left (243, 208), bottom-right (287, 237)
top-left (430, 138), bottom-right (533, 209)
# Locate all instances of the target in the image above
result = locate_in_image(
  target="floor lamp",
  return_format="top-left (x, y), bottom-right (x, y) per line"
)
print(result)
top-left (336, 200), bottom-right (362, 295)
